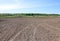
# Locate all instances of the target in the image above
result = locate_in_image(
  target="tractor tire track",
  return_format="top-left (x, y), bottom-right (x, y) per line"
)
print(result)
top-left (8, 23), bottom-right (35, 41)
top-left (40, 23), bottom-right (60, 32)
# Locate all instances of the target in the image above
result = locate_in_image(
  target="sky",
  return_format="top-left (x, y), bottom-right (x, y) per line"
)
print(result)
top-left (0, 0), bottom-right (60, 14)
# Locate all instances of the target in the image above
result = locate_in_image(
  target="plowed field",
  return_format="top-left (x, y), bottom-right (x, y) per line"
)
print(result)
top-left (0, 17), bottom-right (60, 41)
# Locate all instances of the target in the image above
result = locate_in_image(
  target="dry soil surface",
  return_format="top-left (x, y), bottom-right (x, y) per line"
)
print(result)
top-left (0, 17), bottom-right (60, 41)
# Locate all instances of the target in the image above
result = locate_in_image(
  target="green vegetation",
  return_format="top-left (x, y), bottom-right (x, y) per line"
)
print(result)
top-left (0, 13), bottom-right (60, 18)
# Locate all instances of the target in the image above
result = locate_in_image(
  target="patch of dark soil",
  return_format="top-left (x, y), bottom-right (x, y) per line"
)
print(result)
top-left (0, 19), bottom-right (7, 22)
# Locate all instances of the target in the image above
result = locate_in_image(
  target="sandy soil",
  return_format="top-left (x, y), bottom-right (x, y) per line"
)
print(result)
top-left (0, 17), bottom-right (60, 41)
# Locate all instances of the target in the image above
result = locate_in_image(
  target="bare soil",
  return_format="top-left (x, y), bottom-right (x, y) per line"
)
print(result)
top-left (0, 17), bottom-right (60, 41)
